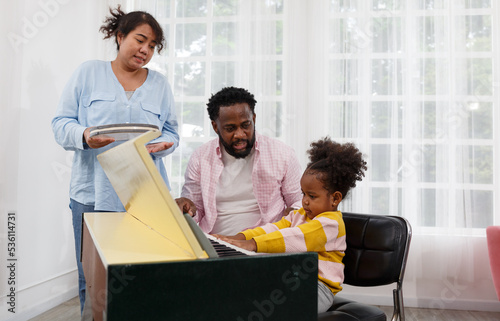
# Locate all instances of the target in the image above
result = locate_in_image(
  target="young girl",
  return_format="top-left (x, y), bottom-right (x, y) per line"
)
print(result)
top-left (215, 137), bottom-right (367, 313)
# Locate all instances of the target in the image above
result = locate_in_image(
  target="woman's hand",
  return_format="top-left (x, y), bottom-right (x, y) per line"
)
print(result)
top-left (146, 142), bottom-right (174, 153)
top-left (83, 128), bottom-right (115, 149)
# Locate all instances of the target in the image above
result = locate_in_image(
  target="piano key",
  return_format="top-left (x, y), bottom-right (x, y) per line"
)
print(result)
top-left (209, 242), bottom-right (246, 257)
top-left (205, 233), bottom-right (260, 257)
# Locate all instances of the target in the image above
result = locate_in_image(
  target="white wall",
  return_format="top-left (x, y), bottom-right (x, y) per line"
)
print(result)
top-left (0, 1), bottom-right (112, 320)
top-left (0, 1), bottom-right (499, 320)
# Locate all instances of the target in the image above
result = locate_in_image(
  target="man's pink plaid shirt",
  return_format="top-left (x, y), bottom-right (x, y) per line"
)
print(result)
top-left (181, 132), bottom-right (303, 233)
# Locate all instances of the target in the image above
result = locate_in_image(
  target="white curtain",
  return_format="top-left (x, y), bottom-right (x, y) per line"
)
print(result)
top-left (0, 0), bottom-right (496, 317)
top-left (130, 0), bottom-right (500, 309)
top-left (131, 0), bottom-right (291, 195)
top-left (132, 0), bottom-right (498, 227)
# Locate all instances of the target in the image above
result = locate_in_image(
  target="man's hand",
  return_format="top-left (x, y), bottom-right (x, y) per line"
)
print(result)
top-left (146, 142), bottom-right (174, 154)
top-left (83, 127), bottom-right (115, 149)
top-left (175, 197), bottom-right (197, 217)
top-left (283, 207), bottom-right (296, 216)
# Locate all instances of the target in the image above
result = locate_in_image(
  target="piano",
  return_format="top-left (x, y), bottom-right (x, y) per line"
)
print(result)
top-left (81, 130), bottom-right (318, 321)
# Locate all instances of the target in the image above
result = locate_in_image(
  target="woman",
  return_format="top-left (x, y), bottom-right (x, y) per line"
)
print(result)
top-left (51, 6), bottom-right (179, 313)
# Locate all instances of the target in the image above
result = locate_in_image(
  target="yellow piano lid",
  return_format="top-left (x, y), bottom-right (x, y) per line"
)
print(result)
top-left (96, 130), bottom-right (207, 260)
top-left (84, 212), bottom-right (199, 265)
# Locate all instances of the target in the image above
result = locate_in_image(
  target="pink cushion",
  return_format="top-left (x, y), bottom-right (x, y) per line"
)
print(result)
top-left (487, 226), bottom-right (500, 300)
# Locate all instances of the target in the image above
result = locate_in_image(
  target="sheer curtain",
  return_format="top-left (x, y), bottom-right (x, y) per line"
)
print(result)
top-left (129, 0), bottom-right (499, 228)
top-left (323, 1), bottom-right (497, 231)
top-left (322, 1), bottom-right (498, 308)
top-left (129, 0), bottom-right (499, 309)
top-left (131, 0), bottom-right (287, 195)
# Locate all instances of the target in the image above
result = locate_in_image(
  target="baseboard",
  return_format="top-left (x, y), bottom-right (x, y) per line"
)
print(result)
top-left (0, 269), bottom-right (78, 321)
top-left (403, 296), bottom-right (500, 313)
top-left (338, 292), bottom-right (500, 313)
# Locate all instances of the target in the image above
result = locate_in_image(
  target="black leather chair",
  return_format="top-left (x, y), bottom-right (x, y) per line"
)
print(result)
top-left (318, 212), bottom-right (412, 321)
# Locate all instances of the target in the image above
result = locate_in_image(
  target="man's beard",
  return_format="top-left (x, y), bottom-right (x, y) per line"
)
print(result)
top-left (219, 132), bottom-right (256, 159)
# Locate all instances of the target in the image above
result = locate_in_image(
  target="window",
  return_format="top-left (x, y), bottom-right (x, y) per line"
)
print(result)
top-left (327, 0), bottom-right (497, 230)
top-left (136, 0), bottom-right (284, 196)
top-left (131, 0), bottom-right (499, 230)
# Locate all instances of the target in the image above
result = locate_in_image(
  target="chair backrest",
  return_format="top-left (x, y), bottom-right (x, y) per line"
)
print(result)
top-left (342, 212), bottom-right (411, 287)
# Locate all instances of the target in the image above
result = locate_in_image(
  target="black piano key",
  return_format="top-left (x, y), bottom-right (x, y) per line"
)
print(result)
top-left (209, 238), bottom-right (247, 257)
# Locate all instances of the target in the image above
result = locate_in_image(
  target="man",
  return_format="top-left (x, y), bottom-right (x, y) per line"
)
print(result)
top-left (176, 87), bottom-right (302, 235)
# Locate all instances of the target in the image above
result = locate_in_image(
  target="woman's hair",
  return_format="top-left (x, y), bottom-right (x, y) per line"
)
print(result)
top-left (100, 5), bottom-right (165, 54)
top-left (306, 137), bottom-right (367, 198)
top-left (206, 87), bottom-right (257, 121)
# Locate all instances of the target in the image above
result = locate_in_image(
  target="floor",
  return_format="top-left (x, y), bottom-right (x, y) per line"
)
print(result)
top-left (28, 296), bottom-right (500, 321)
top-left (377, 305), bottom-right (500, 321)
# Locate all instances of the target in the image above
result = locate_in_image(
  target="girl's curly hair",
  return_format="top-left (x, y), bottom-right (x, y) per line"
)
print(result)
top-left (306, 137), bottom-right (367, 198)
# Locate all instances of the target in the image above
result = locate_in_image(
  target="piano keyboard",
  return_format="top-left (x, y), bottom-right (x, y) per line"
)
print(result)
top-left (205, 233), bottom-right (259, 257)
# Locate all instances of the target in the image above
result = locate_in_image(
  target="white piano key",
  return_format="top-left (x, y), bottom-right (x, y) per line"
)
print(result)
top-left (205, 233), bottom-right (263, 256)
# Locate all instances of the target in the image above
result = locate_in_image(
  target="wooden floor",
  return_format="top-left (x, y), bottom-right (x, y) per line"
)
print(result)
top-left (28, 296), bottom-right (500, 321)
top-left (377, 305), bottom-right (500, 321)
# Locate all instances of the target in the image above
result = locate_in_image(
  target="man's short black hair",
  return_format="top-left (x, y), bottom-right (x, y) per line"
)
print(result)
top-left (207, 87), bottom-right (257, 121)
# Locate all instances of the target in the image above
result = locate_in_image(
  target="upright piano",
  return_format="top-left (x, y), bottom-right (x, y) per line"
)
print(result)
top-left (81, 130), bottom-right (317, 321)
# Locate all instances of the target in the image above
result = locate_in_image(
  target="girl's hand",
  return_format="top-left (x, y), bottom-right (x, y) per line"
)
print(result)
top-left (214, 234), bottom-right (257, 252)
top-left (212, 233), bottom-right (246, 241)
top-left (224, 239), bottom-right (257, 252)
